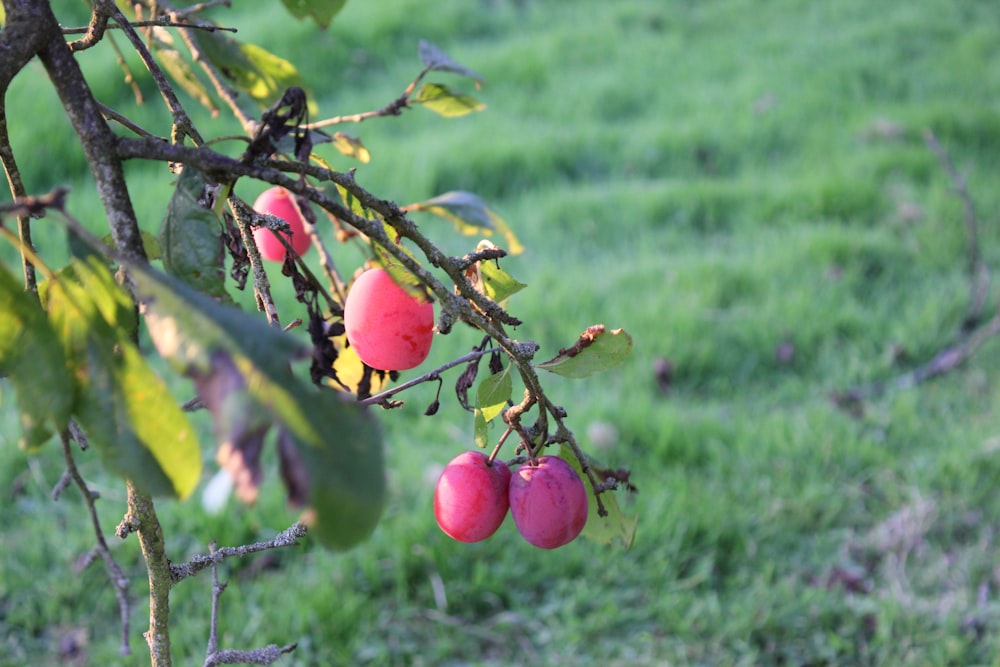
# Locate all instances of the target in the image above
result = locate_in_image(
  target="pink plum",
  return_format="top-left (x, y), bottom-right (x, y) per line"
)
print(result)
top-left (434, 451), bottom-right (511, 543)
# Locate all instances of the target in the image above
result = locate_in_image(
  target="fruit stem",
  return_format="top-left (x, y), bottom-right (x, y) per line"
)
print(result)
top-left (487, 427), bottom-right (513, 465)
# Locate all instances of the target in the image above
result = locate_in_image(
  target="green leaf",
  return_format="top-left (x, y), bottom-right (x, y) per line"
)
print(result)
top-left (558, 444), bottom-right (637, 549)
top-left (160, 167), bottom-right (228, 301)
top-left (332, 132), bottom-right (371, 163)
top-left (194, 32), bottom-right (308, 108)
top-left (134, 266), bottom-right (308, 379)
top-left (46, 257), bottom-right (201, 498)
top-left (370, 221), bottom-right (433, 303)
top-left (43, 249), bottom-right (138, 340)
top-left (408, 191), bottom-right (523, 255)
top-left (0, 266), bottom-right (73, 450)
top-left (475, 241), bottom-right (527, 303)
top-left (473, 408), bottom-right (488, 449)
top-left (331, 182), bottom-right (371, 220)
top-left (472, 364), bottom-right (511, 449)
top-left (101, 231), bottom-right (162, 261)
top-left (133, 264), bottom-right (385, 550)
top-left (286, 390), bottom-right (385, 549)
top-left (150, 27), bottom-right (219, 115)
top-left (475, 364), bottom-right (512, 424)
top-left (418, 40), bottom-right (485, 83)
top-left (536, 326), bottom-right (634, 379)
top-left (413, 83), bottom-right (486, 118)
top-left (280, 0), bottom-right (347, 29)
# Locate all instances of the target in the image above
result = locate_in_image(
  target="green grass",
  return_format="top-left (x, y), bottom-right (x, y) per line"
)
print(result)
top-left (5, 0), bottom-right (1000, 664)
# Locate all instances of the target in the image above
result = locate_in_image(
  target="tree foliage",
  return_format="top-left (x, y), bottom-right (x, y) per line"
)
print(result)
top-left (0, 1), bottom-right (633, 664)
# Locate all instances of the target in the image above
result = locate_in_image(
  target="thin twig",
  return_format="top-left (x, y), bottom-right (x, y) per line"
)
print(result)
top-left (104, 0), bottom-right (206, 146)
top-left (58, 431), bottom-right (133, 656)
top-left (106, 31), bottom-right (145, 104)
top-left (204, 644), bottom-right (298, 667)
top-left (161, 0), bottom-right (255, 133)
top-left (306, 66), bottom-right (433, 130)
top-left (299, 202), bottom-right (347, 304)
top-left (229, 195), bottom-right (281, 325)
top-left (171, 0), bottom-right (233, 19)
top-left (98, 101), bottom-right (164, 140)
top-left (63, 20), bottom-right (237, 35)
top-left (0, 100), bottom-right (38, 298)
top-left (359, 348), bottom-right (493, 406)
top-left (170, 521), bottom-right (308, 583)
top-left (305, 94), bottom-right (410, 129)
top-left (200, 537), bottom-right (298, 667)
top-left (205, 542), bottom-right (225, 656)
top-left (453, 246), bottom-right (508, 271)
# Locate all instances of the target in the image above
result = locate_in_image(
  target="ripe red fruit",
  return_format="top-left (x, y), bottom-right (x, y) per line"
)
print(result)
top-left (343, 268), bottom-right (434, 371)
top-left (251, 186), bottom-right (312, 262)
top-left (434, 451), bottom-right (511, 543)
top-left (509, 456), bottom-right (588, 549)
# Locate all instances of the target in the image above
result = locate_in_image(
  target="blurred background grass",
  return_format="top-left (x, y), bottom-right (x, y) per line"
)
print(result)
top-left (4, 0), bottom-right (1000, 664)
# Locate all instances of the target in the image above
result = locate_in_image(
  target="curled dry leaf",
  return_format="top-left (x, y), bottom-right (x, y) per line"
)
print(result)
top-left (536, 325), bottom-right (634, 379)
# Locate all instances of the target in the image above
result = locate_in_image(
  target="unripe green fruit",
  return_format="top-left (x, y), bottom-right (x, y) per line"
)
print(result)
top-left (343, 268), bottom-right (434, 371)
top-left (509, 456), bottom-right (588, 549)
top-left (252, 187), bottom-right (312, 261)
top-left (434, 451), bottom-right (511, 543)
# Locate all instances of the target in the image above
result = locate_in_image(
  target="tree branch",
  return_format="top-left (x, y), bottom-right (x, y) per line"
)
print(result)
top-left (204, 644), bottom-right (298, 667)
top-left (228, 194), bottom-right (282, 325)
top-left (21, 0), bottom-right (149, 270)
top-left (0, 100), bottom-right (38, 297)
top-left (170, 521), bottom-right (308, 583)
top-left (118, 481), bottom-right (174, 667)
top-left (66, 0), bottom-right (110, 52)
top-left (359, 347), bottom-right (492, 406)
top-left (0, 0), bottom-right (50, 92)
top-left (0, 1), bottom-right (57, 299)
top-left (198, 538), bottom-right (299, 666)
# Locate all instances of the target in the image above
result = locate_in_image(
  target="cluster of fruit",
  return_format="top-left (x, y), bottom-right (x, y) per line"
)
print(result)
top-left (434, 451), bottom-right (588, 549)
top-left (254, 188), bottom-right (587, 549)
top-left (253, 187), bottom-right (434, 371)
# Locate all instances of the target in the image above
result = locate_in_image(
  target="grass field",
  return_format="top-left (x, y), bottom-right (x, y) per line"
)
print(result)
top-left (4, 0), bottom-right (1000, 665)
